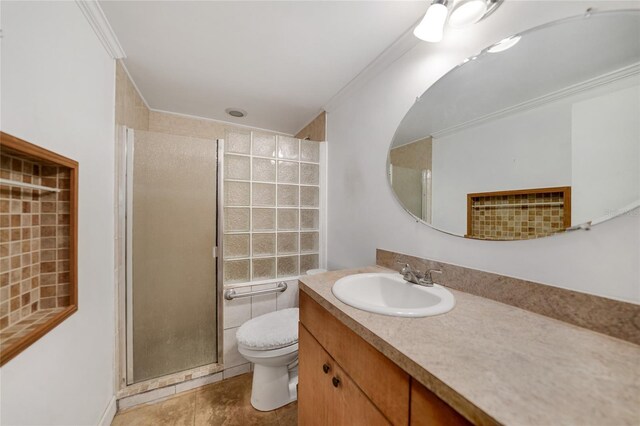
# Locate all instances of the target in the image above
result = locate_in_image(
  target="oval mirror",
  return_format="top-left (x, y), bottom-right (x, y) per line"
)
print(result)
top-left (388, 10), bottom-right (640, 241)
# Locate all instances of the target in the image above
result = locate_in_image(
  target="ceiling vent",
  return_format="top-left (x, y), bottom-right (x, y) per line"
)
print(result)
top-left (225, 108), bottom-right (247, 118)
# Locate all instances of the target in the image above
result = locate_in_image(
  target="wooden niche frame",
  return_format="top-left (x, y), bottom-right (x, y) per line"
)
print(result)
top-left (0, 132), bottom-right (78, 366)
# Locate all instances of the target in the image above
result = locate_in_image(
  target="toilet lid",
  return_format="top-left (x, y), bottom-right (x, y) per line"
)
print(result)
top-left (236, 308), bottom-right (299, 351)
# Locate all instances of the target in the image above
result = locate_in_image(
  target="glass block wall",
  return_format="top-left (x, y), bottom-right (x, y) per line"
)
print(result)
top-left (222, 131), bottom-right (322, 284)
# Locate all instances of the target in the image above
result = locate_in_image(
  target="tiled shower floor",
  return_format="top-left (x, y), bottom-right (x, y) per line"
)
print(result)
top-left (112, 373), bottom-right (297, 425)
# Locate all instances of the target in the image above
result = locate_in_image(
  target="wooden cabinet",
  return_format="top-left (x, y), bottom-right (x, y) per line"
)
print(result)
top-left (299, 325), bottom-right (389, 425)
top-left (299, 290), bottom-right (471, 426)
top-left (411, 380), bottom-right (471, 426)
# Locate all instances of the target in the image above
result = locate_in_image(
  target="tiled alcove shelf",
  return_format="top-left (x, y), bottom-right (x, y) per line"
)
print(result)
top-left (0, 132), bottom-right (78, 366)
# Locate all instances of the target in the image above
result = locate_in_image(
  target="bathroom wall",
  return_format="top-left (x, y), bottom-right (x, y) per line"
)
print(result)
top-left (1, 1), bottom-right (116, 425)
top-left (572, 84), bottom-right (640, 225)
top-left (115, 61), bottom-right (149, 130)
top-left (326, 1), bottom-right (640, 303)
top-left (295, 111), bottom-right (326, 141)
top-left (148, 110), bottom-right (280, 140)
top-left (432, 103), bottom-right (571, 234)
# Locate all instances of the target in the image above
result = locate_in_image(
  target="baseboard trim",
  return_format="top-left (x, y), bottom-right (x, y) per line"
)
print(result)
top-left (98, 396), bottom-right (117, 426)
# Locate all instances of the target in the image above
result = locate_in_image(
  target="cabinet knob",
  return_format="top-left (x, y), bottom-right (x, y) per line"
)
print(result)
top-left (322, 363), bottom-right (330, 374)
top-left (332, 377), bottom-right (340, 388)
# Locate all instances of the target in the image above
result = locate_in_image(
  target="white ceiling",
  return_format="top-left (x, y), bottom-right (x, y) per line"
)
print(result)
top-left (100, 1), bottom-right (428, 134)
top-left (393, 10), bottom-right (640, 146)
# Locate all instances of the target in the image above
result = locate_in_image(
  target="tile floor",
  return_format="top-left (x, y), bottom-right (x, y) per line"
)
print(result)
top-left (112, 373), bottom-right (297, 426)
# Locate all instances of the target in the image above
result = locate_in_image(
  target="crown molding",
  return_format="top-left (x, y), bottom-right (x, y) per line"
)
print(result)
top-left (323, 17), bottom-right (422, 113)
top-left (431, 62), bottom-right (640, 139)
top-left (76, 0), bottom-right (126, 59)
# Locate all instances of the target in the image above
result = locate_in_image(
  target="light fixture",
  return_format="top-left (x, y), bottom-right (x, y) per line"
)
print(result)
top-left (413, 0), bottom-right (449, 43)
top-left (487, 35), bottom-right (521, 53)
top-left (413, 0), bottom-right (503, 42)
top-left (448, 0), bottom-right (487, 27)
top-left (225, 108), bottom-right (247, 118)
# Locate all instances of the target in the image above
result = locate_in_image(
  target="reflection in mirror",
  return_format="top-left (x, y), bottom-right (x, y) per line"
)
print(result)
top-left (388, 10), bottom-right (640, 241)
top-left (389, 137), bottom-right (432, 222)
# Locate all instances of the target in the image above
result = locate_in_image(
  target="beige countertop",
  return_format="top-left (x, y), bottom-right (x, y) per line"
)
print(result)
top-left (298, 266), bottom-right (640, 426)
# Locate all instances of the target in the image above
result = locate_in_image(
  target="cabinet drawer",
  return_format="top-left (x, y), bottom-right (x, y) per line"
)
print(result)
top-left (299, 324), bottom-right (389, 426)
top-left (411, 380), bottom-right (471, 426)
top-left (300, 291), bottom-right (410, 425)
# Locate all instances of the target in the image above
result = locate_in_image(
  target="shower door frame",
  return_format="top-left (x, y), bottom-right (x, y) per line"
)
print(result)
top-left (116, 128), bottom-right (225, 396)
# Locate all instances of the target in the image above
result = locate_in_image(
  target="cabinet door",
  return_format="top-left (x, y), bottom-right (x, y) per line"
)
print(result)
top-left (299, 324), bottom-right (390, 426)
top-left (299, 323), bottom-right (333, 425)
top-left (410, 380), bottom-right (471, 426)
top-left (300, 292), bottom-right (410, 424)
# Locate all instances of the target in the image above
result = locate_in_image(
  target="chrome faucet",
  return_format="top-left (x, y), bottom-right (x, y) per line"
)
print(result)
top-left (396, 261), bottom-right (442, 287)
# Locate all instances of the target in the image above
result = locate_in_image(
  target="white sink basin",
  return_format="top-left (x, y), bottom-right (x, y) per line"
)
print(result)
top-left (332, 273), bottom-right (455, 317)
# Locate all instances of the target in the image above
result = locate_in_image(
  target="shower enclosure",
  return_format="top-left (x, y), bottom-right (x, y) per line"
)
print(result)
top-left (389, 165), bottom-right (432, 223)
top-left (124, 129), bottom-right (222, 385)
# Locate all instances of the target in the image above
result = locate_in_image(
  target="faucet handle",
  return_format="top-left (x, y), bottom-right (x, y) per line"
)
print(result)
top-left (424, 269), bottom-right (442, 284)
top-left (396, 261), bottom-right (411, 272)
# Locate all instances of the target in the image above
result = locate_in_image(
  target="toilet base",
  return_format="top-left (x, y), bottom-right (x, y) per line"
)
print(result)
top-left (250, 363), bottom-right (298, 411)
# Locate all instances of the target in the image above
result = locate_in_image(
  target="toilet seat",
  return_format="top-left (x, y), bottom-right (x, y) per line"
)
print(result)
top-left (236, 308), bottom-right (300, 411)
top-left (238, 342), bottom-right (298, 359)
top-left (236, 308), bottom-right (298, 351)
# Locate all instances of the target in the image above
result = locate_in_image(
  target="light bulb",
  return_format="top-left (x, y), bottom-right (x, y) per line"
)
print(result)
top-left (414, 1), bottom-right (449, 43)
top-left (449, 0), bottom-right (488, 28)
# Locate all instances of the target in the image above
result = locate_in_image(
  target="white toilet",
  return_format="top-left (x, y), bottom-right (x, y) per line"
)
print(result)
top-left (236, 308), bottom-right (299, 411)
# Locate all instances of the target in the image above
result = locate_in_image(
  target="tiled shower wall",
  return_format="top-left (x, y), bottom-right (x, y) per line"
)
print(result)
top-left (0, 153), bottom-right (71, 333)
top-left (222, 131), bottom-right (322, 284)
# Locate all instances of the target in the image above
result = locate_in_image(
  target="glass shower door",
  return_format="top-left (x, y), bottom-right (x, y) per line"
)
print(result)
top-left (126, 130), bottom-right (218, 384)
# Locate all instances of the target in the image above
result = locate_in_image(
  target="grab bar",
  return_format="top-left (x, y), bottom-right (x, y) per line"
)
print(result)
top-left (224, 282), bottom-right (287, 301)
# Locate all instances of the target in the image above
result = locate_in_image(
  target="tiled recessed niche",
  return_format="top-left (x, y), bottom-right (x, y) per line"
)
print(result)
top-left (223, 131), bottom-right (321, 283)
top-left (0, 132), bottom-right (78, 366)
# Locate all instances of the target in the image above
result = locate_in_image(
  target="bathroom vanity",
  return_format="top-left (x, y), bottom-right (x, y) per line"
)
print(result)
top-left (297, 266), bottom-right (640, 426)
top-left (299, 290), bottom-right (469, 425)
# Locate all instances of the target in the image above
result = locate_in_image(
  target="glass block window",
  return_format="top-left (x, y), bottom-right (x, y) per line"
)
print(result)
top-left (222, 131), bottom-right (321, 283)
